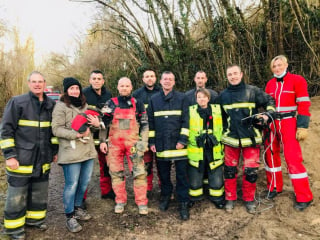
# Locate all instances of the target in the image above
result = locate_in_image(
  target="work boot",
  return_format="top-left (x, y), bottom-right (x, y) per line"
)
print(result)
top-left (75, 207), bottom-right (92, 221)
top-left (245, 201), bottom-right (256, 214)
top-left (82, 198), bottom-right (87, 210)
top-left (294, 200), bottom-right (312, 211)
top-left (188, 200), bottom-right (195, 208)
top-left (114, 203), bottom-right (126, 214)
top-left (147, 190), bottom-right (153, 199)
top-left (138, 205), bottom-right (148, 215)
top-left (101, 190), bottom-right (116, 200)
top-left (66, 217), bottom-right (82, 233)
top-left (213, 199), bottom-right (226, 209)
top-left (10, 232), bottom-right (26, 240)
top-left (159, 195), bottom-right (171, 211)
top-left (179, 202), bottom-right (190, 221)
top-left (26, 222), bottom-right (48, 231)
top-left (265, 189), bottom-right (281, 200)
top-left (225, 200), bottom-right (235, 213)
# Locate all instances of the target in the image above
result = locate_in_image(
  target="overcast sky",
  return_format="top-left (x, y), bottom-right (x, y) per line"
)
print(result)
top-left (0, 0), bottom-right (98, 63)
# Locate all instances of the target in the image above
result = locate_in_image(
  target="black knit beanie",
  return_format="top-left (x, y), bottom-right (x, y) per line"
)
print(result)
top-left (63, 77), bottom-right (82, 92)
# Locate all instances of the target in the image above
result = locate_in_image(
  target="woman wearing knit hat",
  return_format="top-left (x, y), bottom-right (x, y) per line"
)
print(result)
top-left (52, 77), bottom-right (100, 233)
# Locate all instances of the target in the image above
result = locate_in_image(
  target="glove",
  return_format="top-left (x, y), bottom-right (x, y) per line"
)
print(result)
top-left (296, 128), bottom-right (308, 141)
top-left (136, 141), bottom-right (148, 152)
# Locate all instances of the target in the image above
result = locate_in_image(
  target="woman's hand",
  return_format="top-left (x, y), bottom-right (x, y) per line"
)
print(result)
top-left (87, 115), bottom-right (100, 127)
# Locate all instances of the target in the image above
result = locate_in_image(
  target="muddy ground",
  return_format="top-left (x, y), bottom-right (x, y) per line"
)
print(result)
top-left (1, 97), bottom-right (320, 240)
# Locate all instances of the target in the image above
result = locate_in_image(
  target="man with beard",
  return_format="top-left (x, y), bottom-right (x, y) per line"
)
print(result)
top-left (83, 70), bottom-right (114, 202)
top-left (133, 70), bottom-right (161, 198)
top-left (185, 71), bottom-right (218, 106)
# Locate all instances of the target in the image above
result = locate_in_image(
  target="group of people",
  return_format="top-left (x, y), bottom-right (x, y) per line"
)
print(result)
top-left (0, 55), bottom-right (313, 239)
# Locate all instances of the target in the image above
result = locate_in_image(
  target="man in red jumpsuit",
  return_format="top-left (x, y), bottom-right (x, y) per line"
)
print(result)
top-left (100, 77), bottom-right (148, 215)
top-left (264, 55), bottom-right (313, 211)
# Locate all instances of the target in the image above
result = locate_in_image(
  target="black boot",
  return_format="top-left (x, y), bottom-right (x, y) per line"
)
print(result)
top-left (101, 190), bottom-right (116, 200)
top-left (179, 202), bottom-right (190, 221)
top-left (294, 200), bottom-right (312, 211)
top-left (159, 195), bottom-right (171, 211)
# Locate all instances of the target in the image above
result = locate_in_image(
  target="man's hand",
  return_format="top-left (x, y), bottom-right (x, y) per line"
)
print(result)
top-left (176, 142), bottom-right (185, 150)
top-left (255, 114), bottom-right (269, 125)
top-left (296, 128), bottom-right (308, 141)
top-left (150, 145), bottom-right (156, 153)
top-left (52, 154), bottom-right (58, 163)
top-left (100, 142), bottom-right (108, 154)
top-left (6, 158), bottom-right (19, 170)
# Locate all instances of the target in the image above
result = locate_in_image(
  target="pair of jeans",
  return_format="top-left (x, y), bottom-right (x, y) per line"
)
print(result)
top-left (157, 159), bottom-right (189, 202)
top-left (62, 159), bottom-right (94, 214)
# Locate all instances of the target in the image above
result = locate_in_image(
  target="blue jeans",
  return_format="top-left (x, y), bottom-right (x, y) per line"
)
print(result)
top-left (62, 159), bottom-right (94, 214)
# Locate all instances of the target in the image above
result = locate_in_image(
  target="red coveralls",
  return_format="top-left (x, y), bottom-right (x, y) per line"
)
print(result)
top-left (265, 72), bottom-right (313, 202)
top-left (107, 98), bottom-right (148, 206)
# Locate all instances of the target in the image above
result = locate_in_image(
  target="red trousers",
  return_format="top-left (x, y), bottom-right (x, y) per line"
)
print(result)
top-left (144, 150), bottom-right (161, 191)
top-left (83, 147), bottom-right (112, 200)
top-left (97, 149), bottom-right (112, 195)
top-left (107, 140), bottom-right (147, 206)
top-left (264, 118), bottom-right (313, 202)
top-left (224, 145), bottom-right (260, 201)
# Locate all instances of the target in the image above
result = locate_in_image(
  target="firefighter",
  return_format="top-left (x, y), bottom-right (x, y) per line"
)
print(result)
top-left (132, 70), bottom-right (161, 198)
top-left (264, 55), bottom-right (313, 211)
top-left (185, 71), bottom-right (219, 198)
top-left (0, 71), bottom-right (57, 240)
top-left (147, 71), bottom-right (190, 220)
top-left (83, 70), bottom-right (114, 202)
top-left (219, 65), bottom-right (275, 214)
top-left (185, 71), bottom-right (218, 106)
top-left (99, 77), bottom-right (149, 215)
top-left (187, 88), bottom-right (225, 209)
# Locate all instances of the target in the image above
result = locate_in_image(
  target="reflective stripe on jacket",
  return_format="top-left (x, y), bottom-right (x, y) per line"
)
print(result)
top-left (0, 92), bottom-right (56, 177)
top-left (147, 90), bottom-right (189, 161)
top-left (265, 72), bottom-right (311, 128)
top-left (187, 104), bottom-right (223, 168)
top-left (219, 81), bottom-right (275, 148)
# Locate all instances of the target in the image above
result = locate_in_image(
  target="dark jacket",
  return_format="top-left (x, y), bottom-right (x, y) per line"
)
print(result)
top-left (83, 85), bottom-right (112, 140)
top-left (218, 81), bottom-right (275, 148)
top-left (132, 85), bottom-right (161, 109)
top-left (83, 85), bottom-right (112, 109)
top-left (147, 90), bottom-right (189, 161)
top-left (185, 88), bottom-right (218, 106)
top-left (0, 92), bottom-right (57, 177)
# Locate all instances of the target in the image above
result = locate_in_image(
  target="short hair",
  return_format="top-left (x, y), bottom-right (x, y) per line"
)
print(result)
top-left (161, 71), bottom-right (175, 80)
top-left (27, 71), bottom-right (45, 82)
top-left (143, 69), bottom-right (156, 77)
top-left (195, 88), bottom-right (210, 99)
top-left (194, 70), bottom-right (206, 77)
top-left (270, 55), bottom-right (288, 71)
top-left (118, 77), bottom-right (132, 85)
top-left (90, 70), bottom-right (104, 78)
top-left (226, 64), bottom-right (241, 72)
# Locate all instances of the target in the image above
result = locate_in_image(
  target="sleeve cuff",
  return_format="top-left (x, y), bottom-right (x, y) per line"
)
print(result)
top-left (297, 114), bottom-right (310, 128)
